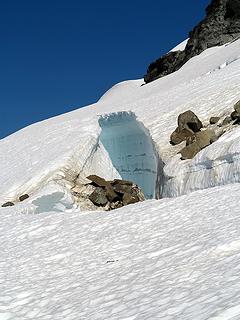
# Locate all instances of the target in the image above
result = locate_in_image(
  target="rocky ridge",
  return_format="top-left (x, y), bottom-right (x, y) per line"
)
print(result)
top-left (144, 0), bottom-right (240, 83)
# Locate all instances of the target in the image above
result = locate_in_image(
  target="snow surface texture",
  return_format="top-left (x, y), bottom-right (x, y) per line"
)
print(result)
top-left (1, 39), bottom-right (240, 201)
top-left (2, 184), bottom-right (240, 319)
top-left (1, 37), bottom-right (240, 319)
top-left (99, 111), bottom-right (158, 199)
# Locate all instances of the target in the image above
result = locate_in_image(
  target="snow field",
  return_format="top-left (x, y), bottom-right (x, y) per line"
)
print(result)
top-left (1, 40), bottom-right (240, 201)
top-left (1, 184), bottom-right (240, 319)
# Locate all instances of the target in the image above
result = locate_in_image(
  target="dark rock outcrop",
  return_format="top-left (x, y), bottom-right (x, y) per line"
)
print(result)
top-left (144, 0), bottom-right (240, 83)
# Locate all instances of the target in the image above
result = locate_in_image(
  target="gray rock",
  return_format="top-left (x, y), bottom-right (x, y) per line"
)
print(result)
top-left (89, 188), bottom-right (108, 206)
top-left (210, 116), bottom-right (221, 124)
top-left (178, 110), bottom-right (203, 132)
top-left (144, 0), bottom-right (240, 83)
top-left (2, 202), bottom-right (14, 207)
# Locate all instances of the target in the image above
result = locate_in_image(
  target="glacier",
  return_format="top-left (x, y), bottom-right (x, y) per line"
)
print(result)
top-left (1, 36), bottom-right (240, 319)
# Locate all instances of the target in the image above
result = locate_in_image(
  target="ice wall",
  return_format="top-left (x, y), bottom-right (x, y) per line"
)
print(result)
top-left (99, 112), bottom-right (158, 199)
top-left (162, 127), bottom-right (240, 197)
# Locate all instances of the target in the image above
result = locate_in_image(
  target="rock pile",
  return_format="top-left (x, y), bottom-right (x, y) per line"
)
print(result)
top-left (71, 175), bottom-right (145, 211)
top-left (170, 110), bottom-right (217, 160)
top-left (144, 0), bottom-right (240, 83)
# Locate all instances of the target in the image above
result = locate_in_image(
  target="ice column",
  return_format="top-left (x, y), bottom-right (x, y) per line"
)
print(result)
top-left (99, 112), bottom-right (158, 199)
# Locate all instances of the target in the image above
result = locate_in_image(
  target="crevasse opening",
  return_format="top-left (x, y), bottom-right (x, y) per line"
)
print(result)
top-left (99, 111), bottom-right (159, 199)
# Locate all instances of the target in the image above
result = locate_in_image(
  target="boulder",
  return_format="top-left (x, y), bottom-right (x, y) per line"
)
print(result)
top-left (234, 100), bottom-right (240, 114)
top-left (180, 129), bottom-right (216, 159)
top-left (170, 127), bottom-right (194, 145)
top-left (87, 175), bottom-right (118, 202)
top-left (2, 202), bottom-right (14, 207)
top-left (231, 110), bottom-right (240, 121)
top-left (19, 194), bottom-right (29, 202)
top-left (89, 187), bottom-right (108, 206)
top-left (105, 185), bottom-right (118, 202)
top-left (112, 179), bottom-right (133, 186)
top-left (87, 175), bottom-right (109, 187)
top-left (210, 116), bottom-right (220, 124)
top-left (122, 186), bottom-right (145, 205)
top-left (180, 143), bottom-right (202, 160)
top-left (195, 129), bottom-right (217, 148)
top-left (178, 110), bottom-right (203, 132)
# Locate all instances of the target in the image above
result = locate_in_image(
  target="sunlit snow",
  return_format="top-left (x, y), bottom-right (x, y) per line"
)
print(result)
top-left (1, 37), bottom-right (240, 319)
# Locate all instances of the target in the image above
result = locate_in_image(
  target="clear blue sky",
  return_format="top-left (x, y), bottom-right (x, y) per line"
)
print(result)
top-left (0, 0), bottom-right (210, 138)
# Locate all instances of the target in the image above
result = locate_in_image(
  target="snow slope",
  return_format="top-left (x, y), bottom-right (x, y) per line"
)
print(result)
top-left (1, 37), bottom-right (240, 319)
top-left (2, 184), bottom-right (240, 320)
top-left (1, 39), bottom-right (240, 202)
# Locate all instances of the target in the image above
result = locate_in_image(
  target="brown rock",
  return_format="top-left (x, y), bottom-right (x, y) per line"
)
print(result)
top-left (112, 179), bottom-right (133, 186)
top-left (180, 143), bottom-right (202, 160)
top-left (87, 175), bottom-right (109, 187)
top-left (195, 129), bottom-right (217, 148)
top-left (105, 185), bottom-right (119, 202)
top-left (180, 129), bottom-right (216, 160)
top-left (122, 192), bottom-right (141, 205)
top-left (89, 187), bottom-right (108, 206)
top-left (170, 127), bottom-right (194, 145)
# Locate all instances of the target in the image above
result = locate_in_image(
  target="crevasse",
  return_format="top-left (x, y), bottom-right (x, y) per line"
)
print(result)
top-left (99, 111), bottom-right (159, 199)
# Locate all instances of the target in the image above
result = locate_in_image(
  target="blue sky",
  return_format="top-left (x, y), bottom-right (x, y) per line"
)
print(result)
top-left (0, 0), bottom-right (210, 138)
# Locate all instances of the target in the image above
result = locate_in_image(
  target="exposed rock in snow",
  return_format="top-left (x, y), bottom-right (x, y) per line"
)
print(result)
top-left (1, 10), bottom-right (240, 320)
top-left (144, 0), bottom-right (240, 83)
top-left (180, 129), bottom-right (217, 160)
top-left (71, 175), bottom-right (145, 211)
top-left (209, 116), bottom-right (221, 124)
top-left (99, 111), bottom-right (159, 199)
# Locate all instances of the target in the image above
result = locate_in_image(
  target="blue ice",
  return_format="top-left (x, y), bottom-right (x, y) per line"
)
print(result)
top-left (99, 111), bottom-right (158, 199)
